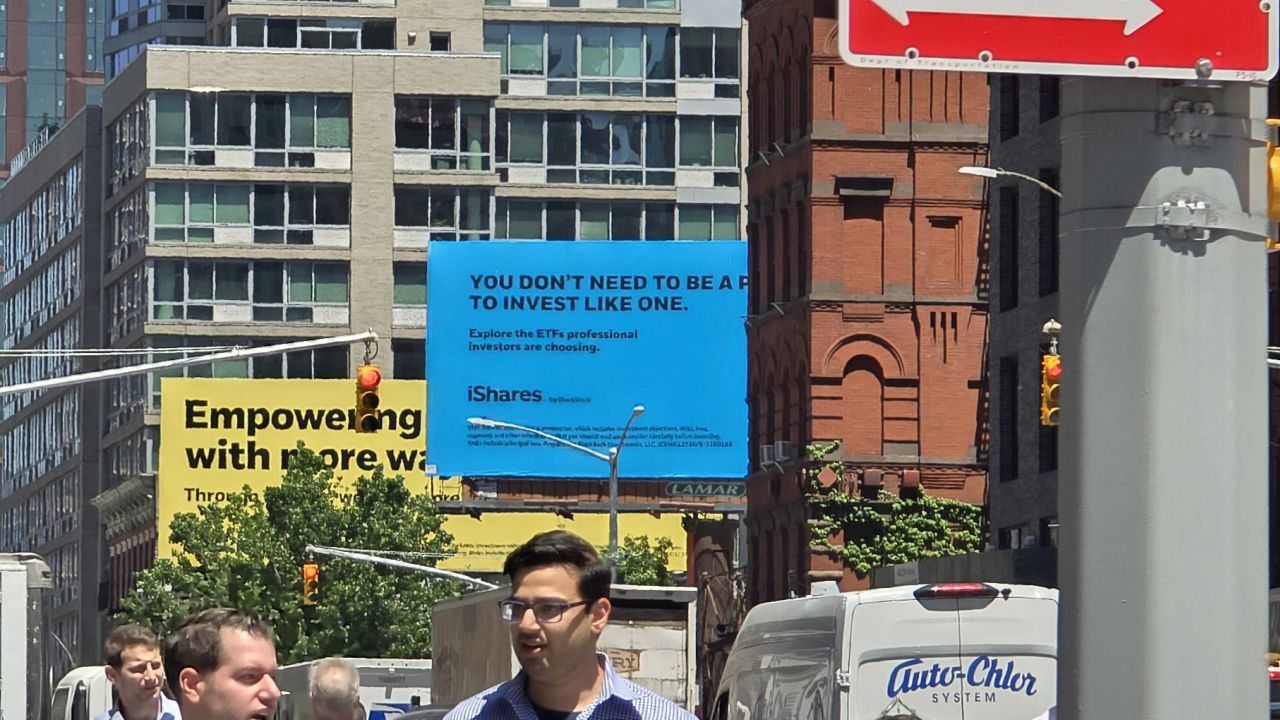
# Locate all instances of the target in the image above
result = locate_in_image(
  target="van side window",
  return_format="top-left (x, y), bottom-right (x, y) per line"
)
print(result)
top-left (709, 693), bottom-right (729, 720)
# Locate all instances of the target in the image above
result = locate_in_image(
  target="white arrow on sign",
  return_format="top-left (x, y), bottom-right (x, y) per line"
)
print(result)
top-left (870, 0), bottom-right (1163, 35)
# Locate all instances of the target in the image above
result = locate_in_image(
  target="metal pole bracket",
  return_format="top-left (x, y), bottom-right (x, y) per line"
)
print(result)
top-left (1162, 101), bottom-right (1217, 147)
top-left (1153, 200), bottom-right (1269, 241)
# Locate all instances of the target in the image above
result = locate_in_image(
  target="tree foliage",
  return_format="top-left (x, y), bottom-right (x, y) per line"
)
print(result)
top-left (805, 441), bottom-right (984, 575)
top-left (613, 535), bottom-right (678, 586)
top-left (119, 444), bottom-right (459, 662)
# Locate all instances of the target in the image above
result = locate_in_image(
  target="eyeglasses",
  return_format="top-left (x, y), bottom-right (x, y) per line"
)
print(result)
top-left (499, 599), bottom-right (593, 624)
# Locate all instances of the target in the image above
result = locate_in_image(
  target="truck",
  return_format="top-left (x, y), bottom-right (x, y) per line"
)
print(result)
top-left (430, 584), bottom-right (698, 711)
top-left (0, 553), bottom-right (54, 720)
top-left (274, 658), bottom-right (434, 720)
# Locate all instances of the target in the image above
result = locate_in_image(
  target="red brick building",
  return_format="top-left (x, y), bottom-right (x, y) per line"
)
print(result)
top-left (743, 0), bottom-right (991, 602)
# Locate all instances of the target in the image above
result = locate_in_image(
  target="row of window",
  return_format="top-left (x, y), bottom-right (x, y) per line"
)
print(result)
top-left (494, 199), bottom-right (737, 240)
top-left (485, 0), bottom-right (677, 7)
top-left (0, 318), bottom-right (80, 424)
top-left (1, 391), bottom-right (80, 497)
top-left (109, 190), bottom-right (148, 271)
top-left (3, 162), bottom-right (82, 286)
top-left (110, 98), bottom-right (148, 197)
top-left (155, 92), bottom-right (352, 166)
top-left (0, 484), bottom-right (78, 557)
top-left (152, 260), bottom-right (350, 322)
top-left (153, 182), bottom-right (352, 244)
top-left (230, 18), bottom-right (395, 50)
top-left (103, 428), bottom-right (155, 483)
top-left (497, 111), bottom-right (737, 186)
top-left (46, 540), bottom-right (80, 608)
top-left (2, 246), bottom-right (81, 349)
top-left (485, 24), bottom-right (737, 97)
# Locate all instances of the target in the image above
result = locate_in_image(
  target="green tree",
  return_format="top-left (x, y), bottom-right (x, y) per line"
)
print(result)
top-left (118, 444), bottom-right (459, 662)
top-left (805, 441), bottom-right (984, 575)
top-left (613, 535), bottom-right (677, 586)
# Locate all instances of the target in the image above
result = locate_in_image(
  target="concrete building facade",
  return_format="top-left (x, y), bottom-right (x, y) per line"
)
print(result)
top-left (0, 0), bottom-right (748, 650)
top-left (984, 74), bottom-right (1063, 550)
top-left (0, 106), bottom-right (105, 677)
top-left (741, 0), bottom-right (989, 602)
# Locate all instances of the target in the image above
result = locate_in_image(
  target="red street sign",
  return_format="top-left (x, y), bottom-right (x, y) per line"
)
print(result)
top-left (838, 0), bottom-right (1278, 81)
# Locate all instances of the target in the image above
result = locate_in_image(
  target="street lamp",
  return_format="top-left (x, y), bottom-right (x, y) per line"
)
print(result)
top-left (467, 405), bottom-right (646, 573)
top-left (958, 165), bottom-right (1063, 198)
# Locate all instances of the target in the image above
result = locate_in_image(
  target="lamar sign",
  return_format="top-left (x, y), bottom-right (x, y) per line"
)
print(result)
top-left (839, 0), bottom-right (1278, 80)
top-left (664, 482), bottom-right (746, 498)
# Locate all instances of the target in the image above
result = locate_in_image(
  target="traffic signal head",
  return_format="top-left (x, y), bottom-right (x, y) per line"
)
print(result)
top-left (301, 562), bottom-right (319, 606)
top-left (1041, 354), bottom-right (1061, 427)
top-left (355, 364), bottom-right (381, 433)
top-left (1270, 135), bottom-right (1280, 221)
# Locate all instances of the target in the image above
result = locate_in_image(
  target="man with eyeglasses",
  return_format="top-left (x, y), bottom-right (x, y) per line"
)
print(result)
top-left (445, 530), bottom-right (694, 720)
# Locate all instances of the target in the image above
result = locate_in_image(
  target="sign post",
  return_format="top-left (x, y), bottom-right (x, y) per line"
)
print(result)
top-left (834, 2), bottom-right (1277, 718)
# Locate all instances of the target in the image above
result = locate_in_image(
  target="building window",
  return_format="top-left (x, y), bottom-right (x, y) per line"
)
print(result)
top-left (678, 27), bottom-right (739, 86)
top-left (997, 524), bottom-right (1028, 550)
top-left (392, 186), bottom-right (491, 240)
top-left (392, 339), bottom-right (425, 380)
top-left (495, 111), bottom-right (733, 187)
top-left (150, 260), bottom-right (349, 322)
top-left (1039, 76), bottom-right (1060, 122)
top-left (1039, 517), bottom-right (1058, 548)
top-left (151, 182), bottom-right (350, 245)
top-left (393, 262), bottom-right (427, 307)
top-left (154, 91), bottom-right (352, 167)
top-left (491, 200), bottom-right (728, 241)
top-left (999, 75), bottom-right (1019, 140)
top-left (231, 18), bottom-right (394, 50)
top-left (1038, 168), bottom-right (1059, 296)
top-left (998, 355), bottom-right (1018, 482)
top-left (484, 23), bottom-right (685, 98)
top-left (394, 97), bottom-right (492, 170)
top-left (998, 186), bottom-right (1018, 312)
top-left (429, 31), bottom-right (450, 51)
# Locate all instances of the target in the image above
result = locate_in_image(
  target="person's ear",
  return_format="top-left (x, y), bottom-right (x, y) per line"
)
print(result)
top-left (176, 667), bottom-right (203, 704)
top-left (590, 597), bottom-right (611, 633)
top-left (105, 665), bottom-right (119, 684)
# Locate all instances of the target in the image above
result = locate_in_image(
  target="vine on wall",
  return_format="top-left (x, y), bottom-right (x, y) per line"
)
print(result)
top-left (805, 441), bottom-right (984, 575)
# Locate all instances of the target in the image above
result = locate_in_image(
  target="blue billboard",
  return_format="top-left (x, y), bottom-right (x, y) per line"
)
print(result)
top-left (427, 241), bottom-right (746, 478)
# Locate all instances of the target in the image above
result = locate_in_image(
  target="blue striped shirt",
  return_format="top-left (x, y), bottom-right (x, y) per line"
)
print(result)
top-left (92, 693), bottom-right (182, 720)
top-left (443, 653), bottom-right (695, 720)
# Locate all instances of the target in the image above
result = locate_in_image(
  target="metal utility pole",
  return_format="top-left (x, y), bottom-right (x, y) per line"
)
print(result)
top-left (1057, 78), bottom-right (1269, 720)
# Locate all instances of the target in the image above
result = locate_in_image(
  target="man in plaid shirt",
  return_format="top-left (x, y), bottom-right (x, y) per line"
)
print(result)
top-left (445, 530), bottom-right (696, 720)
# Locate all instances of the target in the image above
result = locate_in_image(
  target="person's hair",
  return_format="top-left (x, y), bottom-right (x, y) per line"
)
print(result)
top-left (105, 624), bottom-right (159, 668)
top-left (162, 608), bottom-right (274, 703)
top-left (309, 657), bottom-right (361, 719)
top-left (502, 530), bottom-right (611, 602)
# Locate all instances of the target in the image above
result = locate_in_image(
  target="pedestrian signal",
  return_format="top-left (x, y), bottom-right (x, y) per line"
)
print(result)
top-left (1040, 354), bottom-right (1061, 427)
top-left (355, 364), bottom-right (381, 433)
top-left (301, 563), bottom-right (319, 606)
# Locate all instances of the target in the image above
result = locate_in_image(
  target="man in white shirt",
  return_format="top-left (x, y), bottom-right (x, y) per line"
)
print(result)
top-left (93, 624), bottom-right (181, 720)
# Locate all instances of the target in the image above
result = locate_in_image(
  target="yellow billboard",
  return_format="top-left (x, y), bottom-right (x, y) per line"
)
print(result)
top-left (157, 378), bottom-right (686, 572)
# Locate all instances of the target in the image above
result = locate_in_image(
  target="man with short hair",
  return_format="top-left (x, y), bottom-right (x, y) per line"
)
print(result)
top-left (309, 657), bottom-right (362, 720)
top-left (93, 624), bottom-right (180, 720)
top-left (163, 608), bottom-right (281, 720)
top-left (445, 530), bottom-right (695, 720)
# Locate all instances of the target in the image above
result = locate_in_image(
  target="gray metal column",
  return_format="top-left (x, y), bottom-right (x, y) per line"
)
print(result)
top-left (1058, 78), bottom-right (1270, 720)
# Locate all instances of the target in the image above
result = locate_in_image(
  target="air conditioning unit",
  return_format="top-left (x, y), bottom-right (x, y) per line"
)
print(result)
top-left (759, 444), bottom-right (777, 467)
top-left (773, 440), bottom-right (794, 462)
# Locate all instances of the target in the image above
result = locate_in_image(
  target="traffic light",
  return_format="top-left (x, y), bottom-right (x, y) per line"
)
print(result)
top-left (1040, 354), bottom-right (1061, 427)
top-left (301, 562), bottom-right (319, 606)
top-left (1269, 119), bottom-right (1280, 220)
top-left (355, 364), bottom-right (381, 433)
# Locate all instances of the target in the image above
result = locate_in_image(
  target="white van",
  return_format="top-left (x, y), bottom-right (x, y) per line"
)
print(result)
top-left (711, 582), bottom-right (1057, 720)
